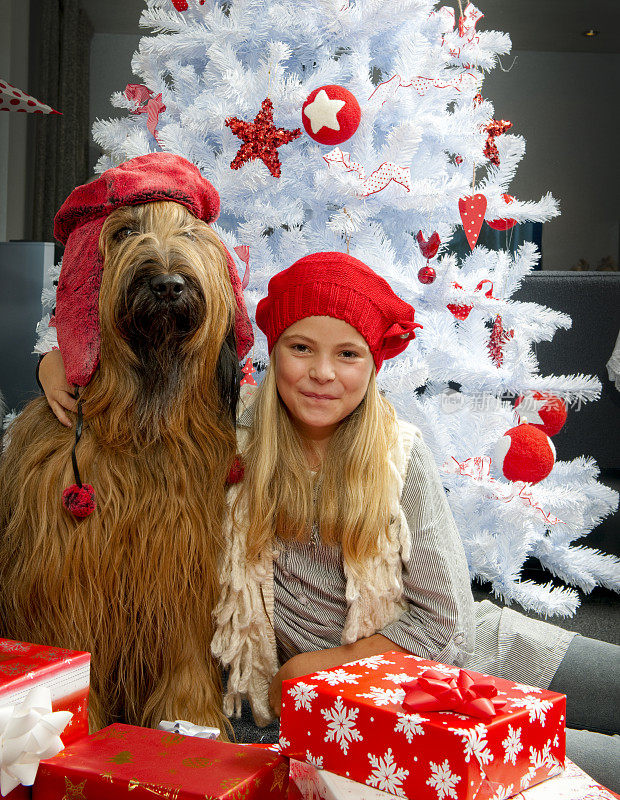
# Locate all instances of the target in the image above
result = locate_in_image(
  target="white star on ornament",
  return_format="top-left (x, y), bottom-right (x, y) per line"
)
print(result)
top-left (304, 89), bottom-right (346, 134)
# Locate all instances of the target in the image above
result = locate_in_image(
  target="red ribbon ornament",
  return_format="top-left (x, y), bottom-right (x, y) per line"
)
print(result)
top-left (401, 668), bottom-right (507, 720)
top-left (124, 84), bottom-right (166, 143)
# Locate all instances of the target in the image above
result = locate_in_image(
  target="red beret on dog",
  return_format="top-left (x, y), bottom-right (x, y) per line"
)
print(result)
top-left (53, 153), bottom-right (253, 386)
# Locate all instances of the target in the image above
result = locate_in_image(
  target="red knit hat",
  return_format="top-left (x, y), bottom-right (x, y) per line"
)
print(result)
top-left (255, 252), bottom-right (421, 370)
top-left (53, 152), bottom-right (253, 386)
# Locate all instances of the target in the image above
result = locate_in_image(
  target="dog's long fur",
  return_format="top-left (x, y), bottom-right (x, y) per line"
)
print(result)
top-left (0, 202), bottom-right (239, 733)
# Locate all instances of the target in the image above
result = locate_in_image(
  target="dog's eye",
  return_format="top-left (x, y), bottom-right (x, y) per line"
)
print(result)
top-left (181, 231), bottom-right (196, 240)
top-left (116, 227), bottom-right (137, 241)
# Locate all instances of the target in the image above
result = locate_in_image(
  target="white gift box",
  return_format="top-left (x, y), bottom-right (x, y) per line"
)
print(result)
top-left (289, 758), bottom-right (617, 800)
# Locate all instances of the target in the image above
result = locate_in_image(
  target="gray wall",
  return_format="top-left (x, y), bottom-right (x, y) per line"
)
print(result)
top-left (88, 33), bottom-right (141, 173)
top-left (88, 41), bottom-right (619, 271)
top-left (484, 51), bottom-right (620, 270)
top-left (0, 0), bottom-right (31, 242)
top-left (3, 17), bottom-right (618, 273)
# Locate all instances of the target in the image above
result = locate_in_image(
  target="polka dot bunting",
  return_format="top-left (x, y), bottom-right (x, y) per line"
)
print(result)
top-left (458, 193), bottom-right (487, 250)
top-left (0, 78), bottom-right (60, 115)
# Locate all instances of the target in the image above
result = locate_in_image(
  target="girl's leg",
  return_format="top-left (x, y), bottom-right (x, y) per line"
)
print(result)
top-left (565, 729), bottom-right (620, 793)
top-left (550, 635), bottom-right (620, 792)
top-left (548, 634), bottom-right (620, 735)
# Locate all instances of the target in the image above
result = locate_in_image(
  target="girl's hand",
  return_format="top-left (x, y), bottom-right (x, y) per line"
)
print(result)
top-left (268, 653), bottom-right (317, 716)
top-left (39, 350), bottom-right (77, 427)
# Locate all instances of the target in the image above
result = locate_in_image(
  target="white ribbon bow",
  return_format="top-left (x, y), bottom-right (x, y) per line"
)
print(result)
top-left (0, 685), bottom-right (72, 796)
top-left (157, 720), bottom-right (220, 740)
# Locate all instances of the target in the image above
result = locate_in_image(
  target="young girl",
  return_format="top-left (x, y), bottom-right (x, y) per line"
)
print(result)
top-left (211, 252), bottom-right (619, 789)
top-left (40, 252), bottom-right (618, 787)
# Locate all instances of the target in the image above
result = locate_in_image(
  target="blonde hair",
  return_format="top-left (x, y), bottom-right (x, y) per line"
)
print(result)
top-left (237, 357), bottom-right (397, 574)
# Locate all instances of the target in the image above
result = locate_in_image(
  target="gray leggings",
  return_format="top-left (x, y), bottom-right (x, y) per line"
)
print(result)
top-left (548, 634), bottom-right (620, 791)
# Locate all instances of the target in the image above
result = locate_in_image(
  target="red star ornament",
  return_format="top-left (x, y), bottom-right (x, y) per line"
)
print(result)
top-left (226, 98), bottom-right (302, 178)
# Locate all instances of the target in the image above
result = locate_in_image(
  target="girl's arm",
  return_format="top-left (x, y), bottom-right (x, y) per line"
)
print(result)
top-left (269, 634), bottom-right (408, 715)
top-left (377, 430), bottom-right (476, 665)
top-left (38, 349), bottom-right (77, 427)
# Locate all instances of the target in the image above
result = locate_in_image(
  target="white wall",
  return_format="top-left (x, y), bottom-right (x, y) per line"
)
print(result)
top-left (484, 51), bottom-right (620, 269)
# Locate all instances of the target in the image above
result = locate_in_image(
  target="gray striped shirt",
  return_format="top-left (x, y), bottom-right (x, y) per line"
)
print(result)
top-left (238, 400), bottom-right (575, 690)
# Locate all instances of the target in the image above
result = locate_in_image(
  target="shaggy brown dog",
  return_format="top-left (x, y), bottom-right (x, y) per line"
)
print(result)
top-left (0, 200), bottom-right (240, 733)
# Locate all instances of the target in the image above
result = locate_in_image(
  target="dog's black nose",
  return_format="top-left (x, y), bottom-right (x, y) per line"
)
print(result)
top-left (150, 274), bottom-right (186, 301)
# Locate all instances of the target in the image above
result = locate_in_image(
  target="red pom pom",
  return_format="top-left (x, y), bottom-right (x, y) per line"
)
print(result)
top-left (515, 392), bottom-right (567, 437)
top-left (494, 423), bottom-right (556, 484)
top-left (62, 484), bottom-right (96, 517)
top-left (227, 456), bottom-right (245, 484)
top-left (302, 85), bottom-right (361, 145)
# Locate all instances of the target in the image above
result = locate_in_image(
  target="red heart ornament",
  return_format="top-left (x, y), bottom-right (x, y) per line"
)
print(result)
top-left (459, 193), bottom-right (487, 250)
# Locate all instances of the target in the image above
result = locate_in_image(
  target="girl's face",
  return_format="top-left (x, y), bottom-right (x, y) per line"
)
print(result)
top-left (274, 316), bottom-right (374, 441)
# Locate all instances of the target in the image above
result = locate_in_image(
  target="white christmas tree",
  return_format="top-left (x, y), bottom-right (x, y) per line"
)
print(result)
top-left (40, 0), bottom-right (619, 615)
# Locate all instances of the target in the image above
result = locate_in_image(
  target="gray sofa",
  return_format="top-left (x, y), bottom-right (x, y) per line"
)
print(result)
top-left (513, 271), bottom-right (619, 558)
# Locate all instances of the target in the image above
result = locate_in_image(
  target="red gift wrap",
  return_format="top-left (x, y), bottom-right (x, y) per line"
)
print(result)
top-left (34, 724), bottom-right (290, 799)
top-left (279, 652), bottom-right (565, 800)
top-left (0, 639), bottom-right (89, 746)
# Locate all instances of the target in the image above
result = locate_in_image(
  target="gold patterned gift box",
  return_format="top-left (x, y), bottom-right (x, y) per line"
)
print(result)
top-left (33, 724), bottom-right (290, 799)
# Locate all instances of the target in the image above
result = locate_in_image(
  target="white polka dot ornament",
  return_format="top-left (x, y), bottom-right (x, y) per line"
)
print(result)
top-left (302, 85), bottom-right (361, 145)
top-left (0, 78), bottom-right (60, 115)
top-left (494, 422), bottom-right (556, 484)
top-left (458, 193), bottom-right (487, 250)
top-left (515, 392), bottom-right (567, 437)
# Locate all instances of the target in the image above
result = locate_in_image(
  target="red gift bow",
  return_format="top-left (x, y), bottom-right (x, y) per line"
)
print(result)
top-left (401, 668), bottom-right (507, 720)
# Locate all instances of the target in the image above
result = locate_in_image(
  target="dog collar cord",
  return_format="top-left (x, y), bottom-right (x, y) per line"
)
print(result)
top-left (61, 394), bottom-right (96, 517)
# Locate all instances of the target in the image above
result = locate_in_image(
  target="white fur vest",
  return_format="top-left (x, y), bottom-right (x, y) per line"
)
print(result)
top-left (211, 419), bottom-right (422, 727)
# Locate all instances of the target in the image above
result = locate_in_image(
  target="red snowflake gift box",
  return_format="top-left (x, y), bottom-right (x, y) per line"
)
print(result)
top-left (0, 638), bottom-right (89, 747)
top-left (34, 723), bottom-right (290, 799)
top-left (279, 652), bottom-right (565, 800)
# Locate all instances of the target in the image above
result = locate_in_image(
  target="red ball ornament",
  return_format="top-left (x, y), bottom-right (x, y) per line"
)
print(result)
top-left (418, 265), bottom-right (436, 284)
top-left (487, 194), bottom-right (517, 231)
top-left (515, 392), bottom-right (567, 437)
top-left (62, 483), bottom-right (96, 517)
top-left (301, 85), bottom-right (361, 145)
top-left (494, 423), bottom-right (556, 484)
